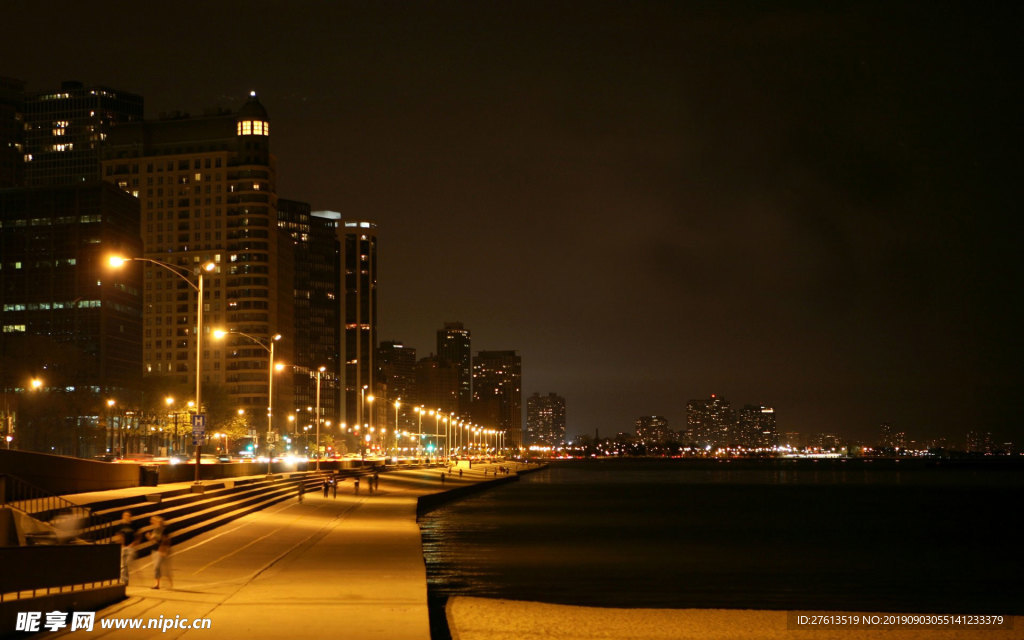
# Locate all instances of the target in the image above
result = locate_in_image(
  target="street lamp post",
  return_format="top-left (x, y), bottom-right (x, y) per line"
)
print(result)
top-left (393, 399), bottom-right (400, 460)
top-left (214, 330), bottom-right (281, 475)
top-left (366, 394), bottom-right (375, 458)
top-left (110, 255), bottom-right (213, 485)
top-left (313, 366), bottom-right (325, 470)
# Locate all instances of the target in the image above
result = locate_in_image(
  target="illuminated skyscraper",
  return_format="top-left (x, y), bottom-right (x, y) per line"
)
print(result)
top-left (414, 355), bottom-right (459, 415)
top-left (104, 92), bottom-right (295, 417)
top-left (0, 183), bottom-right (142, 395)
top-left (472, 350), bottom-right (522, 449)
top-left (686, 393), bottom-right (733, 447)
top-left (527, 392), bottom-right (566, 446)
top-left (736, 405), bottom-right (777, 448)
top-left (338, 220), bottom-right (378, 429)
top-left (26, 81), bottom-right (142, 187)
top-left (634, 415), bottom-right (670, 446)
top-left (378, 340), bottom-right (417, 431)
top-left (280, 201), bottom-right (340, 422)
top-left (436, 321), bottom-right (471, 414)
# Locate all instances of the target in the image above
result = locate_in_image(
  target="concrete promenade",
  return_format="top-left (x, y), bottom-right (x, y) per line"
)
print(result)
top-left (48, 464), bottom-right (522, 640)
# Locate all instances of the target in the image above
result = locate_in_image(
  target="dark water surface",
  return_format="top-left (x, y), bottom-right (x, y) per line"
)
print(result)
top-left (421, 459), bottom-right (1024, 616)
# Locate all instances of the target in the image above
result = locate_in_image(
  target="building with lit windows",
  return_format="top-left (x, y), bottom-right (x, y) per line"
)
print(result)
top-left (634, 415), bottom-right (670, 446)
top-left (437, 321), bottom-right (471, 414)
top-left (472, 350), bottom-right (522, 449)
top-left (103, 92), bottom-right (295, 418)
top-left (278, 200), bottom-right (340, 424)
top-left (414, 354), bottom-right (459, 416)
top-left (337, 219), bottom-right (377, 429)
top-left (25, 81), bottom-right (142, 187)
top-left (686, 393), bottom-right (733, 447)
top-left (526, 392), bottom-right (566, 446)
top-left (377, 341), bottom-right (417, 431)
top-left (736, 404), bottom-right (777, 448)
top-left (0, 182), bottom-right (142, 394)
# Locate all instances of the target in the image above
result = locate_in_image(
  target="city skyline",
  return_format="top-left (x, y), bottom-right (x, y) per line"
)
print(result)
top-left (2, 2), bottom-right (1020, 444)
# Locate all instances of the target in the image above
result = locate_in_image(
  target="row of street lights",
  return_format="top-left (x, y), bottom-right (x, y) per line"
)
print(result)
top-left (106, 254), bottom-right (507, 474)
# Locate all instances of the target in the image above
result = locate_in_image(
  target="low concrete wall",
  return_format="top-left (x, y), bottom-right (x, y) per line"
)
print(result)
top-left (0, 450), bottom-right (138, 496)
top-left (416, 475), bottom-right (518, 517)
top-left (151, 458), bottom-right (382, 484)
top-left (0, 450), bottom-right (387, 496)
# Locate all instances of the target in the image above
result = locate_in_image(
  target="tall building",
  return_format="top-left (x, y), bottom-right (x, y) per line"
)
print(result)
top-left (736, 405), bottom-right (777, 448)
top-left (1, 182), bottom-right (143, 394)
top-left (634, 415), bottom-right (671, 446)
top-left (337, 219), bottom-right (378, 429)
top-left (103, 92), bottom-right (295, 421)
top-left (526, 392), bottom-right (566, 446)
top-left (377, 340), bottom-right (417, 431)
top-left (966, 430), bottom-right (993, 454)
top-left (686, 393), bottom-right (733, 447)
top-left (414, 355), bottom-right (459, 415)
top-left (25, 81), bottom-right (142, 187)
top-left (437, 321), bottom-right (471, 414)
top-left (279, 201), bottom-right (340, 427)
top-left (472, 350), bottom-right (522, 449)
top-left (0, 77), bottom-right (25, 188)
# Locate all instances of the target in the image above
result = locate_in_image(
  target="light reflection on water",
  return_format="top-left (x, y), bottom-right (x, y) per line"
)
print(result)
top-left (420, 459), bottom-right (1024, 613)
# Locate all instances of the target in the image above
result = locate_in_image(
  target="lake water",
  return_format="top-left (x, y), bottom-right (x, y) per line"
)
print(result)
top-left (420, 458), bottom-right (1023, 620)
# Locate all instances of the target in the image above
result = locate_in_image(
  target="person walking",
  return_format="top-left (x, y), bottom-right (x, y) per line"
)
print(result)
top-left (152, 533), bottom-right (173, 589)
top-left (298, 481), bottom-right (305, 504)
top-left (331, 477), bottom-right (338, 499)
top-left (322, 478), bottom-right (330, 498)
top-left (116, 511), bottom-right (135, 544)
top-left (373, 472), bottom-right (379, 491)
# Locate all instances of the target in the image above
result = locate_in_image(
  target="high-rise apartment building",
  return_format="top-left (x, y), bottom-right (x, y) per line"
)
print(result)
top-left (526, 392), bottom-right (566, 446)
top-left (686, 393), bottom-right (733, 447)
top-left (279, 201), bottom-right (340, 424)
top-left (25, 81), bottom-right (142, 187)
top-left (1, 182), bottom-right (142, 395)
top-left (736, 404), bottom-right (777, 448)
top-left (103, 92), bottom-right (295, 420)
top-left (337, 220), bottom-right (378, 429)
top-left (634, 415), bottom-right (671, 446)
top-left (437, 321), bottom-right (471, 414)
top-left (472, 350), bottom-right (522, 449)
top-left (414, 354), bottom-right (459, 416)
top-left (377, 340), bottom-right (417, 431)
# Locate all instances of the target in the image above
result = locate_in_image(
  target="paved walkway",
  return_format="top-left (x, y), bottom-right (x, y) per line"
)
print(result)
top-left (50, 465), bottom-right (520, 640)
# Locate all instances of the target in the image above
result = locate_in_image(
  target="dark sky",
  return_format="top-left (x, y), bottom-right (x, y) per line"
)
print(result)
top-left (5, 1), bottom-right (1021, 444)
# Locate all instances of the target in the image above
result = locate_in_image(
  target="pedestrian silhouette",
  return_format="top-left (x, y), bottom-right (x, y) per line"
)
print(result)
top-left (152, 533), bottom-right (173, 589)
top-left (331, 477), bottom-right (337, 499)
top-left (298, 482), bottom-right (305, 503)
top-left (322, 478), bottom-right (329, 498)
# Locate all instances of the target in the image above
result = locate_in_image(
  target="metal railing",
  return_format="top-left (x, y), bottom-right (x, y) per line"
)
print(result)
top-left (0, 474), bottom-right (114, 544)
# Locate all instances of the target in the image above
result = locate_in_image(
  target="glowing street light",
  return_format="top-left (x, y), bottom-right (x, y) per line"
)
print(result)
top-left (214, 329), bottom-right (281, 473)
top-left (109, 254), bottom-right (214, 485)
top-left (312, 366), bottom-right (326, 470)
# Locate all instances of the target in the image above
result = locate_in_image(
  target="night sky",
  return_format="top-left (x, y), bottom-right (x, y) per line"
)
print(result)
top-left (5, 1), bottom-right (1021, 444)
